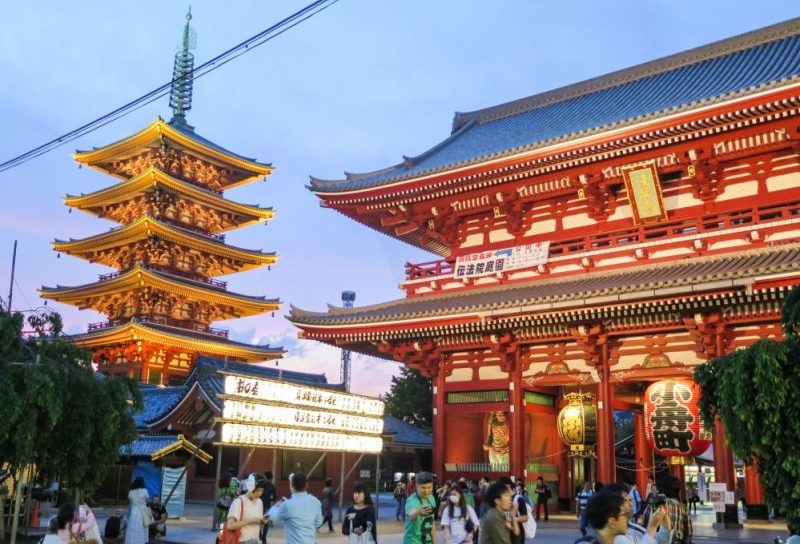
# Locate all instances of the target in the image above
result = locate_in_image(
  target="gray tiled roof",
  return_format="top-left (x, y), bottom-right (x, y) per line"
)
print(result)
top-left (135, 385), bottom-right (189, 428)
top-left (310, 18), bottom-right (800, 193)
top-left (290, 244), bottom-right (800, 326)
top-left (383, 415), bottom-right (432, 448)
top-left (120, 433), bottom-right (182, 458)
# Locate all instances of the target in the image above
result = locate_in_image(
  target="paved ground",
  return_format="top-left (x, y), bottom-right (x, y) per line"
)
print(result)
top-left (36, 495), bottom-right (790, 543)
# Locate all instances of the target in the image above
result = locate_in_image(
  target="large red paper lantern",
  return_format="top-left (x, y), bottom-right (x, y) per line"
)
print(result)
top-left (644, 379), bottom-right (711, 462)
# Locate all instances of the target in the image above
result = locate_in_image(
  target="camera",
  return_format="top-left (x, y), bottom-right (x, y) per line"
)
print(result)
top-left (648, 493), bottom-right (667, 507)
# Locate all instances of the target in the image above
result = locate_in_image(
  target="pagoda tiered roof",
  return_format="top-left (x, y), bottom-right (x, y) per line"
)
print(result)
top-left (53, 215), bottom-right (278, 275)
top-left (65, 167), bottom-right (275, 232)
top-left (71, 319), bottom-right (284, 363)
top-left (290, 243), bottom-right (800, 350)
top-left (310, 18), bottom-right (800, 195)
top-left (75, 118), bottom-right (272, 189)
top-left (40, 265), bottom-right (280, 319)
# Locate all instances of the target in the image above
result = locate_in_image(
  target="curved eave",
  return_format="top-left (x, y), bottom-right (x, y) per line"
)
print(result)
top-left (287, 244), bottom-right (800, 331)
top-left (52, 215), bottom-right (279, 268)
top-left (72, 321), bottom-right (285, 362)
top-left (40, 266), bottom-right (281, 316)
top-left (65, 167), bottom-right (275, 229)
top-left (73, 118), bottom-right (272, 186)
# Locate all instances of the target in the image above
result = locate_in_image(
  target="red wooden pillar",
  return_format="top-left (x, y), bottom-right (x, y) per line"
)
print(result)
top-left (634, 411), bottom-right (653, 495)
top-left (556, 395), bottom-right (571, 506)
top-left (596, 341), bottom-right (616, 484)
top-left (744, 465), bottom-right (768, 519)
top-left (713, 418), bottom-right (740, 527)
top-left (510, 351), bottom-right (525, 478)
top-left (432, 368), bottom-right (446, 477)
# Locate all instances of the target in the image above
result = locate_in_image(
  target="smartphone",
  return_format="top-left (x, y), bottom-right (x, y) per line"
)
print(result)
top-left (79, 506), bottom-right (87, 521)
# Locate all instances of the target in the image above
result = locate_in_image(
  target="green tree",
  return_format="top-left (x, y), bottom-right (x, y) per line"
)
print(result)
top-left (0, 309), bottom-right (142, 496)
top-left (694, 285), bottom-right (800, 533)
top-left (382, 366), bottom-right (432, 430)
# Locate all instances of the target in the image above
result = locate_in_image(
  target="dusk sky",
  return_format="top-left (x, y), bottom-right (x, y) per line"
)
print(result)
top-left (1, 1), bottom-right (798, 397)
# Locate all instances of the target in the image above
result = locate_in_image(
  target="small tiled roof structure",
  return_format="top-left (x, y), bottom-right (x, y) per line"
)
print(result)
top-left (120, 433), bottom-right (212, 463)
top-left (383, 415), bottom-right (432, 449)
top-left (310, 18), bottom-right (800, 192)
top-left (290, 244), bottom-right (800, 327)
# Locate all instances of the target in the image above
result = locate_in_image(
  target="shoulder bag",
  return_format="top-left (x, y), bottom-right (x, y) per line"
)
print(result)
top-left (220, 498), bottom-right (244, 544)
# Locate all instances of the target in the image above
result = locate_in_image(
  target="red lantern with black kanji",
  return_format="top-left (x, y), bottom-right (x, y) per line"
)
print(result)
top-left (643, 379), bottom-right (711, 463)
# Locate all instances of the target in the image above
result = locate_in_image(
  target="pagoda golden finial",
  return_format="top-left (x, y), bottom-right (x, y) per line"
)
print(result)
top-left (169, 7), bottom-right (196, 125)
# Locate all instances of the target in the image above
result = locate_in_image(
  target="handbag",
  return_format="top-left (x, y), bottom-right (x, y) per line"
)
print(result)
top-left (219, 499), bottom-right (243, 544)
top-left (348, 519), bottom-right (375, 544)
top-left (141, 504), bottom-right (155, 527)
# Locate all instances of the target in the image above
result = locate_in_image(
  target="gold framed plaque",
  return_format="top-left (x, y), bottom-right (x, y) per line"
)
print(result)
top-left (620, 160), bottom-right (668, 225)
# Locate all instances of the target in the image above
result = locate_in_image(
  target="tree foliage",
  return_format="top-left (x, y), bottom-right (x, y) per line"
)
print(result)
top-left (0, 309), bottom-right (142, 495)
top-left (694, 285), bottom-right (800, 533)
top-left (382, 366), bottom-right (433, 430)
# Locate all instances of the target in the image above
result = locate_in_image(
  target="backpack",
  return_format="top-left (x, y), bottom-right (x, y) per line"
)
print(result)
top-left (104, 515), bottom-right (122, 539)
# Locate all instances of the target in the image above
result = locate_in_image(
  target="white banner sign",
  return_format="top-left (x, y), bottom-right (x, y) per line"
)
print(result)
top-left (221, 422), bottom-right (384, 453)
top-left (219, 373), bottom-right (385, 454)
top-left (223, 374), bottom-right (384, 416)
top-left (453, 242), bottom-right (550, 279)
top-left (222, 399), bottom-right (384, 435)
top-left (708, 483), bottom-right (727, 513)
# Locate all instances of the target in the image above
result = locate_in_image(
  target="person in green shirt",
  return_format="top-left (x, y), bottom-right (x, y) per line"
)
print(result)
top-left (405, 472), bottom-right (437, 544)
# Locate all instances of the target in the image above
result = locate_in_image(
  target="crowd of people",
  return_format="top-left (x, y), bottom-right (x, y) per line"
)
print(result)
top-left (34, 467), bottom-right (752, 544)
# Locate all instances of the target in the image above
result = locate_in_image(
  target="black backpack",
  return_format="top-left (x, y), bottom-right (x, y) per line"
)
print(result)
top-left (105, 515), bottom-right (122, 539)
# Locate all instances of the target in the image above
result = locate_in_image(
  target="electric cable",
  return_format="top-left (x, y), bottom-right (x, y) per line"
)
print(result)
top-left (0, 0), bottom-right (340, 174)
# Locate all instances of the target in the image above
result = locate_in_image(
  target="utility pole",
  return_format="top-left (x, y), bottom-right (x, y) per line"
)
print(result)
top-left (7, 240), bottom-right (17, 312)
top-left (340, 291), bottom-right (355, 392)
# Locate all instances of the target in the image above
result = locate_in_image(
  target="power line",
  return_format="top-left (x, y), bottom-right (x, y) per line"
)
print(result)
top-left (0, 0), bottom-right (340, 174)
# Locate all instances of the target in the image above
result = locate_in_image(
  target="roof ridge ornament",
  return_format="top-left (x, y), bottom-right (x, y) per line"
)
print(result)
top-left (169, 7), bottom-right (196, 128)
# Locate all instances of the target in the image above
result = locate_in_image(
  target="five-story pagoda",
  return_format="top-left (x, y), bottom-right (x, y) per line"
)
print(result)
top-left (41, 11), bottom-right (283, 384)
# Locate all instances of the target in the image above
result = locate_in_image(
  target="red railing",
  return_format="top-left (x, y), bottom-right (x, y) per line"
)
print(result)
top-left (87, 321), bottom-right (115, 332)
top-left (87, 318), bottom-right (228, 339)
top-left (403, 200), bottom-right (800, 282)
top-left (405, 259), bottom-right (454, 280)
top-left (98, 271), bottom-right (122, 282)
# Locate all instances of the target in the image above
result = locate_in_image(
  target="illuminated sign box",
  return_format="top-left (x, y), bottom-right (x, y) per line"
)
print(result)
top-left (218, 373), bottom-right (385, 454)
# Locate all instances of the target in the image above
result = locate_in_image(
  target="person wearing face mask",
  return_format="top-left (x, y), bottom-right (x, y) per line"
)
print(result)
top-left (441, 487), bottom-right (479, 544)
top-left (227, 475), bottom-right (268, 544)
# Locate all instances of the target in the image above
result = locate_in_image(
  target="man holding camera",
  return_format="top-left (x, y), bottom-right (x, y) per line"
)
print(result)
top-left (405, 472), bottom-right (437, 544)
top-left (576, 490), bottom-right (669, 544)
top-left (600, 483), bottom-right (672, 544)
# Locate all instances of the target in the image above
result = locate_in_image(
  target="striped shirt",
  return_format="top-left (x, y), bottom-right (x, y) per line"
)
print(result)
top-left (577, 490), bottom-right (594, 512)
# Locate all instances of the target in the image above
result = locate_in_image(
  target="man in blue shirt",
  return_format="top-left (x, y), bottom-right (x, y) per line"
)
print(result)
top-left (266, 472), bottom-right (322, 544)
top-left (577, 480), bottom-right (595, 536)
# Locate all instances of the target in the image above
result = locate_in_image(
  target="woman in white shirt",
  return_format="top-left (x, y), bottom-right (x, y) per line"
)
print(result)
top-left (441, 486), bottom-right (479, 544)
top-left (226, 475), bottom-right (267, 544)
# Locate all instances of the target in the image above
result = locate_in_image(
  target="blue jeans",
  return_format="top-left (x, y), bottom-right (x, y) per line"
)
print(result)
top-left (396, 496), bottom-right (406, 520)
top-left (579, 511), bottom-right (589, 535)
